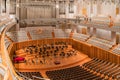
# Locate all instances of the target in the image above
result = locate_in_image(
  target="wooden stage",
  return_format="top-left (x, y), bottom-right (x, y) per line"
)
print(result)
top-left (14, 51), bottom-right (90, 71)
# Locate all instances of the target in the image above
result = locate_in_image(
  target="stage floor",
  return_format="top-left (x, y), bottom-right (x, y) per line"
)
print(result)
top-left (14, 51), bottom-right (90, 71)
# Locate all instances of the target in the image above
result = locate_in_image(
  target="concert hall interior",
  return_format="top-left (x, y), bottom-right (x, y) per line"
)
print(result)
top-left (0, 0), bottom-right (120, 80)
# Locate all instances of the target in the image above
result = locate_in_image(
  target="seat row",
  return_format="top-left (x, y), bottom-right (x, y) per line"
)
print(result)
top-left (54, 29), bottom-right (70, 38)
top-left (17, 72), bottom-right (43, 80)
top-left (112, 44), bottom-right (120, 54)
top-left (6, 29), bottom-right (70, 42)
top-left (29, 29), bottom-right (53, 40)
top-left (6, 31), bottom-right (28, 42)
top-left (73, 33), bottom-right (90, 41)
top-left (82, 58), bottom-right (120, 80)
top-left (4, 37), bottom-right (12, 48)
top-left (46, 66), bottom-right (103, 80)
top-left (87, 37), bottom-right (113, 50)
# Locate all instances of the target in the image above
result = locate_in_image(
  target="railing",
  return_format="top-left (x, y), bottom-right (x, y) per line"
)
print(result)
top-left (112, 44), bottom-right (120, 54)
top-left (1, 16), bottom-right (51, 80)
top-left (14, 67), bottom-right (50, 80)
top-left (0, 15), bottom-right (120, 80)
top-left (20, 17), bottom-right (120, 32)
top-left (0, 64), bottom-right (9, 80)
top-left (6, 31), bottom-right (29, 42)
top-left (73, 33), bottom-right (90, 41)
top-left (32, 76), bottom-right (50, 80)
top-left (87, 37), bottom-right (113, 50)
top-left (15, 70), bottom-right (33, 80)
top-left (1, 19), bottom-right (22, 80)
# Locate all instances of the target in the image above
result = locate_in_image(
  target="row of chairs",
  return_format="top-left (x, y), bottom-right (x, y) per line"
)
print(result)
top-left (7, 29), bottom-right (69, 41)
top-left (46, 66), bottom-right (103, 80)
top-left (54, 29), bottom-right (70, 38)
top-left (112, 44), bottom-right (120, 54)
top-left (87, 37), bottom-right (113, 50)
top-left (6, 31), bottom-right (28, 42)
top-left (17, 72), bottom-right (43, 80)
top-left (73, 33), bottom-right (90, 41)
top-left (29, 29), bottom-right (53, 40)
top-left (82, 58), bottom-right (120, 80)
top-left (4, 37), bottom-right (12, 48)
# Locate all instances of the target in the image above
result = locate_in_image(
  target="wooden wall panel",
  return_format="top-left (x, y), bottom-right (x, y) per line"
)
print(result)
top-left (8, 38), bottom-right (120, 64)
top-left (91, 46), bottom-right (120, 64)
top-left (8, 43), bottom-right (17, 60)
top-left (72, 39), bottom-right (92, 57)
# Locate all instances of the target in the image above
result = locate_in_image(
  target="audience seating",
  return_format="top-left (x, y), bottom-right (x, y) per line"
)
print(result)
top-left (82, 58), bottom-right (120, 80)
top-left (112, 44), bottom-right (120, 54)
top-left (5, 37), bottom-right (12, 48)
top-left (73, 33), bottom-right (90, 41)
top-left (29, 29), bottom-right (53, 40)
top-left (65, 29), bottom-right (72, 34)
top-left (87, 37), bottom-right (113, 50)
top-left (46, 66), bottom-right (103, 80)
top-left (0, 25), bottom-right (6, 34)
top-left (17, 72), bottom-right (43, 80)
top-left (6, 31), bottom-right (28, 42)
top-left (54, 29), bottom-right (70, 38)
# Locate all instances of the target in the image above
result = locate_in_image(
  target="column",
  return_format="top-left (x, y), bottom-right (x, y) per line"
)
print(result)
top-left (65, 0), bottom-right (69, 18)
top-left (111, 31), bottom-right (116, 45)
top-left (56, 1), bottom-right (59, 18)
top-left (87, 27), bottom-right (91, 35)
top-left (97, 1), bottom-right (101, 15)
top-left (6, 0), bottom-right (10, 14)
top-left (16, 0), bottom-right (20, 19)
top-left (16, 0), bottom-right (20, 31)
top-left (16, 23), bottom-right (20, 31)
top-left (93, 28), bottom-right (96, 36)
top-left (0, 0), bottom-right (2, 14)
top-left (76, 25), bottom-right (81, 33)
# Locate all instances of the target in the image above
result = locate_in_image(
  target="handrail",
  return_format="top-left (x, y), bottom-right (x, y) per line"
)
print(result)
top-left (32, 76), bottom-right (50, 80)
top-left (1, 19), bottom-right (22, 80)
top-left (0, 14), bottom-right (9, 20)
top-left (0, 18), bottom-right (50, 80)
top-left (13, 65), bottom-right (50, 80)
top-left (0, 63), bottom-right (9, 80)
top-left (0, 18), bottom-right (13, 27)
top-left (15, 71), bottom-right (32, 80)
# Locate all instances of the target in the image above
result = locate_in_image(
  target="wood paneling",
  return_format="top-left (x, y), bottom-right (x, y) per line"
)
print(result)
top-left (8, 38), bottom-right (120, 65)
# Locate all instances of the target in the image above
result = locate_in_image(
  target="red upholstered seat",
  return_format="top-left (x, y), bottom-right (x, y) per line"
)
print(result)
top-left (13, 57), bottom-right (25, 63)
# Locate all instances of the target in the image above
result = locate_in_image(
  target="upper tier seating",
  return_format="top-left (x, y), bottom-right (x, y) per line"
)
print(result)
top-left (112, 44), bottom-right (120, 54)
top-left (73, 33), bottom-right (90, 41)
top-left (17, 72), bottom-right (43, 80)
top-left (4, 37), bottom-right (12, 48)
top-left (54, 29), bottom-right (70, 38)
top-left (29, 29), bottom-right (53, 40)
top-left (82, 58), bottom-right (120, 80)
top-left (87, 37), bottom-right (113, 50)
top-left (0, 17), bottom-right (13, 34)
top-left (0, 25), bottom-right (6, 34)
top-left (26, 27), bottom-right (55, 32)
top-left (6, 31), bottom-right (28, 42)
top-left (65, 29), bottom-right (72, 34)
top-left (46, 66), bottom-right (103, 80)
